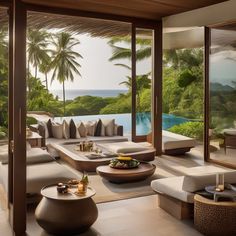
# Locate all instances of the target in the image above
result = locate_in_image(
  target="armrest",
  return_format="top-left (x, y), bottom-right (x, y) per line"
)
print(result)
top-left (29, 124), bottom-right (46, 147)
top-left (29, 124), bottom-right (39, 132)
top-left (117, 125), bottom-right (123, 136)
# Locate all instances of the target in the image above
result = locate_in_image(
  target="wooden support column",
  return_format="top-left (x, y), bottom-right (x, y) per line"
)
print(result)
top-left (11, 0), bottom-right (27, 235)
top-left (8, 4), bottom-right (13, 206)
top-left (152, 21), bottom-right (162, 155)
top-left (204, 27), bottom-right (210, 162)
top-left (131, 24), bottom-right (136, 141)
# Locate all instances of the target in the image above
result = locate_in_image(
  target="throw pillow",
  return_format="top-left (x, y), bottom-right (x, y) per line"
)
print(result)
top-left (26, 141), bottom-right (32, 151)
top-left (38, 121), bottom-right (49, 138)
top-left (85, 120), bottom-right (97, 136)
top-left (102, 119), bottom-right (115, 136)
top-left (62, 120), bottom-right (70, 139)
top-left (47, 119), bottom-right (53, 137)
top-left (69, 119), bottom-right (77, 139)
top-left (77, 122), bottom-right (86, 137)
top-left (94, 119), bottom-right (102, 136)
top-left (51, 123), bottom-right (63, 139)
top-left (113, 124), bottom-right (118, 136)
top-left (101, 122), bottom-right (105, 136)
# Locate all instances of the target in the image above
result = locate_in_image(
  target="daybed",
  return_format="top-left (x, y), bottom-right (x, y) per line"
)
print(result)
top-left (162, 130), bottom-right (196, 155)
top-left (0, 147), bottom-right (79, 202)
top-left (151, 167), bottom-right (236, 219)
top-left (147, 130), bottom-right (196, 155)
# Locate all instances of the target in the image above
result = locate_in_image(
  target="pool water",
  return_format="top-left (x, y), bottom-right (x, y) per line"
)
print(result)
top-left (56, 112), bottom-right (189, 136)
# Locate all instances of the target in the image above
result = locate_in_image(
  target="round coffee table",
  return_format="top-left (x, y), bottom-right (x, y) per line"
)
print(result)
top-left (96, 163), bottom-right (156, 183)
top-left (35, 184), bottom-right (98, 235)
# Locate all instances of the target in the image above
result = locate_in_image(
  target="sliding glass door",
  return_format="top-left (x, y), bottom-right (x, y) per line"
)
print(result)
top-left (209, 24), bottom-right (236, 168)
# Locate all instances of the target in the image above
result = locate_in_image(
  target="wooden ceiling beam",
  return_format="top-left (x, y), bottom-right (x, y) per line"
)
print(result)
top-left (22, 0), bottom-right (228, 21)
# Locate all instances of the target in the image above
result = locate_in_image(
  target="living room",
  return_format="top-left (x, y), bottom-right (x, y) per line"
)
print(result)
top-left (0, 1), bottom-right (236, 235)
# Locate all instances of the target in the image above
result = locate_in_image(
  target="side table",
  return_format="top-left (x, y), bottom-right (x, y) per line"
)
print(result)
top-left (27, 131), bottom-right (43, 147)
top-left (194, 194), bottom-right (236, 236)
top-left (35, 184), bottom-right (98, 235)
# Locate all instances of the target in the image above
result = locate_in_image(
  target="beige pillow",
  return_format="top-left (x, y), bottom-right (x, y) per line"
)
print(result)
top-left (52, 123), bottom-right (63, 139)
top-left (113, 124), bottom-right (118, 136)
top-left (101, 122), bottom-right (105, 136)
top-left (102, 119), bottom-right (115, 136)
top-left (77, 122), bottom-right (86, 137)
top-left (62, 120), bottom-right (70, 139)
top-left (38, 121), bottom-right (49, 138)
top-left (84, 120), bottom-right (97, 136)
top-left (26, 141), bottom-right (32, 151)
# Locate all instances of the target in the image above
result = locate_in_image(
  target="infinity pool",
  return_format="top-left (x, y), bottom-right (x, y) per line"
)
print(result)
top-left (56, 112), bottom-right (189, 136)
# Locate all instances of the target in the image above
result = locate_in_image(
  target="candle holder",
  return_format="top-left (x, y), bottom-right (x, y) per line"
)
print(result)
top-left (216, 173), bottom-right (224, 192)
top-left (77, 181), bottom-right (88, 195)
top-left (77, 173), bottom-right (89, 195)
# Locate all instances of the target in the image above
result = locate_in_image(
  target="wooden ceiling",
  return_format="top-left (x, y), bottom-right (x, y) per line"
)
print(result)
top-left (23, 0), bottom-right (228, 20)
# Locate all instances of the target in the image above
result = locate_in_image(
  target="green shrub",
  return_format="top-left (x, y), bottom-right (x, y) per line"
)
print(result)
top-left (168, 121), bottom-right (204, 141)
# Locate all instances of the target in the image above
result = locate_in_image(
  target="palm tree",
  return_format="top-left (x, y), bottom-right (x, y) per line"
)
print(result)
top-left (108, 36), bottom-right (151, 62)
top-left (50, 32), bottom-right (82, 115)
top-left (27, 29), bottom-right (50, 79)
top-left (39, 54), bottom-right (51, 90)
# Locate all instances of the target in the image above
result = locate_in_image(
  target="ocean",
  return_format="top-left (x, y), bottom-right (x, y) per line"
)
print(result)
top-left (51, 89), bottom-right (128, 100)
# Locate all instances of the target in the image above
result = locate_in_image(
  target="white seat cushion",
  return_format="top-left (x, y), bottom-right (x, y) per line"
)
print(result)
top-left (182, 170), bottom-right (236, 192)
top-left (162, 130), bottom-right (196, 150)
top-left (0, 162), bottom-right (79, 194)
top-left (223, 128), bottom-right (236, 136)
top-left (98, 141), bottom-right (149, 153)
top-left (151, 177), bottom-right (194, 203)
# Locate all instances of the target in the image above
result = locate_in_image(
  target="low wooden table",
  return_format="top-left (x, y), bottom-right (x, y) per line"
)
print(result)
top-left (49, 142), bottom-right (156, 172)
top-left (35, 184), bottom-right (98, 235)
top-left (96, 163), bottom-right (156, 183)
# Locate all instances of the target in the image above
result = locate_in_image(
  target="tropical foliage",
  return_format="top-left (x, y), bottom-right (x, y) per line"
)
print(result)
top-left (50, 32), bottom-right (82, 115)
top-left (168, 122), bottom-right (204, 140)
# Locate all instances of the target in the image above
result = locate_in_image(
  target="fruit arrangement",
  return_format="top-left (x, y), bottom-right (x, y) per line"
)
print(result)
top-left (109, 156), bottom-right (140, 169)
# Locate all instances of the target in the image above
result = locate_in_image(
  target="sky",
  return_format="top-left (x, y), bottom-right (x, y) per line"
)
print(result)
top-left (210, 49), bottom-right (236, 86)
top-left (34, 34), bottom-right (151, 91)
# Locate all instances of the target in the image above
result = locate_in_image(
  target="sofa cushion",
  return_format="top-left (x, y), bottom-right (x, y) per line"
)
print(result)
top-left (0, 162), bottom-right (79, 194)
top-left (69, 119), bottom-right (77, 139)
top-left (102, 119), bottom-right (115, 136)
top-left (99, 141), bottom-right (149, 153)
top-left (94, 119), bottom-right (102, 136)
top-left (38, 121), bottom-right (49, 138)
top-left (47, 119), bottom-right (53, 138)
top-left (1, 148), bottom-right (55, 165)
top-left (162, 130), bottom-right (196, 150)
top-left (151, 177), bottom-right (194, 203)
top-left (182, 170), bottom-right (236, 192)
top-left (52, 123), bottom-right (63, 139)
top-left (77, 122), bottom-right (86, 137)
top-left (62, 120), bottom-right (70, 139)
top-left (84, 120), bottom-right (97, 136)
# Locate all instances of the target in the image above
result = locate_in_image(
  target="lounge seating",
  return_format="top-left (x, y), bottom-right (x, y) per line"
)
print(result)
top-left (162, 130), bottom-right (196, 155)
top-left (151, 167), bottom-right (236, 219)
top-left (222, 128), bottom-right (236, 153)
top-left (98, 141), bottom-right (156, 161)
top-left (30, 118), bottom-right (127, 147)
top-left (0, 147), bottom-right (79, 201)
top-left (147, 130), bottom-right (196, 155)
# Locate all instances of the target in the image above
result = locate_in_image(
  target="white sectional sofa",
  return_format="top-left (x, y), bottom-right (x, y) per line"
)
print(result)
top-left (151, 166), bottom-right (236, 219)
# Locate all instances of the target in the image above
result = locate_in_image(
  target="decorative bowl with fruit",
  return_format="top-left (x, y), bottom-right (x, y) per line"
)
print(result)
top-left (109, 156), bottom-right (140, 169)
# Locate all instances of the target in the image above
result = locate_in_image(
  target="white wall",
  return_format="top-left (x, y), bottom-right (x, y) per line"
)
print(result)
top-left (163, 0), bottom-right (236, 28)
